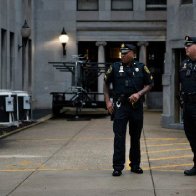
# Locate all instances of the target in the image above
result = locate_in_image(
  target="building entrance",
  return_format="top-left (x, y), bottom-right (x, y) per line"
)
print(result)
top-left (78, 41), bottom-right (166, 109)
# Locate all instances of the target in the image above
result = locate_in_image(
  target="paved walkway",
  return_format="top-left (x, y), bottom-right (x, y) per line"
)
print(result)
top-left (0, 111), bottom-right (196, 196)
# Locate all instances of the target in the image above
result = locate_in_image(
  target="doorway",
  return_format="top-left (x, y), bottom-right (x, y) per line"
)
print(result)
top-left (78, 41), bottom-right (166, 110)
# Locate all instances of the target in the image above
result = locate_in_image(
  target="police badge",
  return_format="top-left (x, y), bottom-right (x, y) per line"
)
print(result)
top-left (119, 65), bottom-right (124, 73)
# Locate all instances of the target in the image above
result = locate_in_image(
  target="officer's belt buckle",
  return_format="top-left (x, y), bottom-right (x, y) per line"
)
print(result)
top-left (120, 94), bottom-right (129, 104)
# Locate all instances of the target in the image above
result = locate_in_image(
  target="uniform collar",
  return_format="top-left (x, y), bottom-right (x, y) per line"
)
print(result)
top-left (122, 60), bottom-right (135, 67)
top-left (188, 58), bottom-right (196, 63)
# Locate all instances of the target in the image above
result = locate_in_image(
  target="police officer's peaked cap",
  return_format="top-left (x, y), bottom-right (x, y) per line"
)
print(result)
top-left (120, 43), bottom-right (136, 54)
top-left (185, 36), bottom-right (196, 45)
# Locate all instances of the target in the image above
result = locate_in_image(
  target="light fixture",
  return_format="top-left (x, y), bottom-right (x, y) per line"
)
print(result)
top-left (59, 28), bottom-right (69, 56)
top-left (18, 20), bottom-right (31, 50)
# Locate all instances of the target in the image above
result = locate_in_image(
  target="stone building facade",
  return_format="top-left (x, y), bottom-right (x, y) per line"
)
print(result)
top-left (0, 0), bottom-right (32, 91)
top-left (161, 0), bottom-right (196, 128)
top-left (2, 0), bottom-right (194, 128)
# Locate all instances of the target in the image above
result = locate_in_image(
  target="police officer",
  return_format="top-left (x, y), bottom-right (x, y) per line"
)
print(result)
top-left (180, 36), bottom-right (196, 176)
top-left (104, 43), bottom-right (153, 176)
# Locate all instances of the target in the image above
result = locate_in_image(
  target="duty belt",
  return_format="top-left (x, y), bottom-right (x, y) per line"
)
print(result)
top-left (183, 93), bottom-right (196, 103)
top-left (114, 94), bottom-right (130, 105)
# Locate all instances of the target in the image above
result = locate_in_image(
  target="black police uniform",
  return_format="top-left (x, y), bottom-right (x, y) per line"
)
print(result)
top-left (104, 58), bottom-right (153, 172)
top-left (179, 57), bottom-right (196, 169)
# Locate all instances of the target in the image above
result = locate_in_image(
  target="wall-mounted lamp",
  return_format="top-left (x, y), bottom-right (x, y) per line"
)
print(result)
top-left (59, 28), bottom-right (69, 56)
top-left (18, 20), bottom-right (31, 50)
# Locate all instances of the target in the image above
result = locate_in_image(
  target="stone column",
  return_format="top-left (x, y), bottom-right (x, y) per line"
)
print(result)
top-left (137, 41), bottom-right (149, 65)
top-left (137, 42), bottom-right (149, 107)
top-left (96, 41), bottom-right (107, 101)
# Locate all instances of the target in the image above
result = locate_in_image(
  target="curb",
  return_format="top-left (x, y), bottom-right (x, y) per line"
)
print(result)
top-left (0, 114), bottom-right (53, 139)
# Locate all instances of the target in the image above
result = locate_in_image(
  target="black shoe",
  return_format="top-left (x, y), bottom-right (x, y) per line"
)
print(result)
top-left (131, 166), bottom-right (143, 174)
top-left (112, 170), bottom-right (122, 176)
top-left (184, 167), bottom-right (196, 176)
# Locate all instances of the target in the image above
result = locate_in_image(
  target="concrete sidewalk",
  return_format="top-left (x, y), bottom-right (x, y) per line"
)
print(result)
top-left (0, 111), bottom-right (196, 196)
top-left (142, 111), bottom-right (196, 196)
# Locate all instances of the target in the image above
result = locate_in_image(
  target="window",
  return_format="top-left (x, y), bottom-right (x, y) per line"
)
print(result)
top-left (1, 29), bottom-right (7, 88)
top-left (28, 40), bottom-right (32, 91)
top-left (181, 0), bottom-right (192, 4)
top-left (10, 32), bottom-right (15, 89)
top-left (146, 0), bottom-right (166, 10)
top-left (111, 0), bottom-right (133, 11)
top-left (77, 0), bottom-right (98, 11)
top-left (146, 42), bottom-right (166, 92)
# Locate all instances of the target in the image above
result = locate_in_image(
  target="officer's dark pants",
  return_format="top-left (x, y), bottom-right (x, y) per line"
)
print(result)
top-left (183, 102), bottom-right (196, 167)
top-left (113, 102), bottom-right (143, 171)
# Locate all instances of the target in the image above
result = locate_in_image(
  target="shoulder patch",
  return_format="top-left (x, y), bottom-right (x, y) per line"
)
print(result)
top-left (106, 65), bottom-right (112, 74)
top-left (144, 66), bottom-right (150, 74)
top-left (104, 65), bottom-right (113, 82)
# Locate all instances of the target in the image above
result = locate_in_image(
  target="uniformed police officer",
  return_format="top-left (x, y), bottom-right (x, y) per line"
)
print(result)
top-left (103, 43), bottom-right (153, 176)
top-left (180, 36), bottom-right (196, 176)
